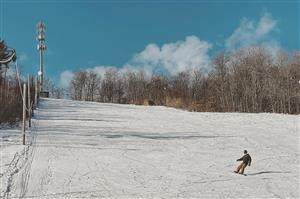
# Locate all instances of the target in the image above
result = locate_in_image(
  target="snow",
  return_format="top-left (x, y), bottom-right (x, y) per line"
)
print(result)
top-left (1, 98), bottom-right (299, 198)
top-left (0, 123), bottom-right (30, 198)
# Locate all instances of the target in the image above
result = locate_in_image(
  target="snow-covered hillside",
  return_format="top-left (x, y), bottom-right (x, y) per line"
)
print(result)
top-left (1, 98), bottom-right (299, 198)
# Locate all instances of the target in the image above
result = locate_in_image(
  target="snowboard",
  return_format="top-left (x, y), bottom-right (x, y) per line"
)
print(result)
top-left (233, 171), bottom-right (247, 176)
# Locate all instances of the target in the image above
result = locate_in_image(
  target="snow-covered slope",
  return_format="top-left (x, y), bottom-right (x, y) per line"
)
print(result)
top-left (3, 98), bottom-right (300, 198)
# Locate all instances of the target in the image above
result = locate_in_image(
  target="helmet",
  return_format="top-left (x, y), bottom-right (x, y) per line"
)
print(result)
top-left (244, 150), bottom-right (248, 154)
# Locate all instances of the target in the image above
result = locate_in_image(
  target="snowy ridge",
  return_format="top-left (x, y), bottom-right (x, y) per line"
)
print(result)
top-left (1, 98), bottom-right (299, 198)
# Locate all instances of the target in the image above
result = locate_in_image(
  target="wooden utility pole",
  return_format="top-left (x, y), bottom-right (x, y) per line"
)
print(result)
top-left (22, 83), bottom-right (26, 145)
top-left (34, 76), bottom-right (38, 109)
top-left (6, 81), bottom-right (9, 99)
top-left (28, 76), bottom-right (31, 127)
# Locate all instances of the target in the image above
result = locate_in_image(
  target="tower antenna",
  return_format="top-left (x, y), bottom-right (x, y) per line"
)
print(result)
top-left (36, 21), bottom-right (48, 97)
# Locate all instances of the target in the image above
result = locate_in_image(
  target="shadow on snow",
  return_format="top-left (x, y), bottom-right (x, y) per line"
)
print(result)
top-left (247, 171), bottom-right (291, 176)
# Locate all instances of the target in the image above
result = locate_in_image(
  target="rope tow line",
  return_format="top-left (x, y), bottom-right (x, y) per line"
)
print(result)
top-left (15, 60), bottom-right (33, 112)
top-left (0, 50), bottom-right (16, 64)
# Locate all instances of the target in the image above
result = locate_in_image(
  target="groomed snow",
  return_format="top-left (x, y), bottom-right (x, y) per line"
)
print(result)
top-left (2, 98), bottom-right (299, 198)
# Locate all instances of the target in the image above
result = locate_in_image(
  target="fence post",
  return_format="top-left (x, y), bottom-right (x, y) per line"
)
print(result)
top-left (28, 76), bottom-right (31, 127)
top-left (22, 83), bottom-right (26, 145)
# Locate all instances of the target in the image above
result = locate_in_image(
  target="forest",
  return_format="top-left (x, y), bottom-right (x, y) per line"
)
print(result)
top-left (69, 47), bottom-right (300, 114)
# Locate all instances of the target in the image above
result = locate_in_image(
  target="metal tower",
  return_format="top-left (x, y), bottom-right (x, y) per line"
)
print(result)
top-left (37, 21), bottom-right (46, 91)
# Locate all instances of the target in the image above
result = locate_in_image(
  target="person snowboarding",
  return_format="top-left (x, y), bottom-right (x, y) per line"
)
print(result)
top-left (235, 150), bottom-right (251, 175)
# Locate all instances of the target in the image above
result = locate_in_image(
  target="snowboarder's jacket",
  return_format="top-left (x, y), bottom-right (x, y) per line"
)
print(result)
top-left (237, 154), bottom-right (252, 166)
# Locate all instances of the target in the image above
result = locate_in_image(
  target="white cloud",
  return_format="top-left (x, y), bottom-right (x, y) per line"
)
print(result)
top-left (256, 13), bottom-right (277, 37)
top-left (59, 65), bottom-right (121, 88)
top-left (126, 35), bottom-right (212, 75)
top-left (225, 12), bottom-right (278, 51)
top-left (59, 70), bottom-right (74, 88)
top-left (18, 52), bottom-right (28, 62)
top-left (86, 65), bottom-right (116, 78)
top-left (59, 35), bottom-right (212, 84)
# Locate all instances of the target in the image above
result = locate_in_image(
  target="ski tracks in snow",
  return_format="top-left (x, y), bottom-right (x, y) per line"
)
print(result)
top-left (5, 98), bottom-right (299, 198)
top-left (18, 117), bottom-right (39, 198)
top-left (0, 117), bottom-right (38, 199)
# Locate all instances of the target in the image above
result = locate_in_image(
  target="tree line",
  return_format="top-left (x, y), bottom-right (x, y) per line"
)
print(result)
top-left (0, 70), bottom-right (37, 125)
top-left (0, 40), bottom-right (39, 124)
top-left (0, 75), bottom-right (23, 124)
top-left (0, 40), bottom-right (22, 124)
top-left (69, 47), bottom-right (299, 114)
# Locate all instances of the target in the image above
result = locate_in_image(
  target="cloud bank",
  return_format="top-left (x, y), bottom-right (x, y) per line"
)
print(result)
top-left (225, 12), bottom-right (278, 51)
top-left (59, 70), bottom-right (74, 88)
top-left (59, 36), bottom-right (212, 87)
top-left (126, 36), bottom-right (212, 75)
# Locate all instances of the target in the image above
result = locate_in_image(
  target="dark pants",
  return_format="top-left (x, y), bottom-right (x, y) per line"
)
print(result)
top-left (236, 163), bottom-right (247, 174)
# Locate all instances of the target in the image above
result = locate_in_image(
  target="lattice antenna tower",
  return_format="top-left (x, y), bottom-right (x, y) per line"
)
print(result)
top-left (37, 21), bottom-right (46, 91)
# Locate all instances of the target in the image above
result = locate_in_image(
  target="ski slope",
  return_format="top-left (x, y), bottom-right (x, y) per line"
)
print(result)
top-left (2, 98), bottom-right (299, 198)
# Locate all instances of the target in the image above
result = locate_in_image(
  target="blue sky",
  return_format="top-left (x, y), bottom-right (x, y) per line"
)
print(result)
top-left (0, 0), bottom-right (299, 86)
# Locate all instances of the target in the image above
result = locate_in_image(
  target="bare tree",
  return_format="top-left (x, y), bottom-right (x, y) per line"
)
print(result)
top-left (85, 71), bottom-right (100, 101)
top-left (100, 68), bottom-right (119, 102)
top-left (70, 70), bottom-right (88, 100)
